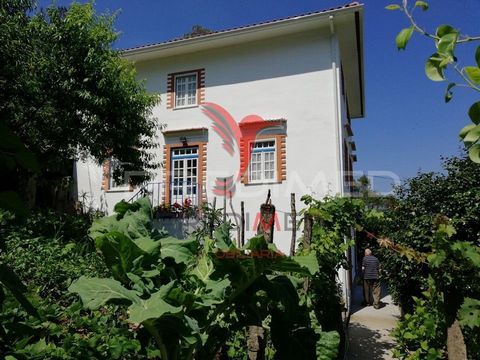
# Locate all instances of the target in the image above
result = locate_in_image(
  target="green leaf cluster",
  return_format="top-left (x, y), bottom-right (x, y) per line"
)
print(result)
top-left (388, 1), bottom-right (480, 163)
top-left (69, 197), bottom-right (327, 360)
top-left (0, 0), bottom-right (159, 188)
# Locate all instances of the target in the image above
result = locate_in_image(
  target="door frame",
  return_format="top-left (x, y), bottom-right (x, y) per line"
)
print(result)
top-left (163, 141), bottom-right (207, 206)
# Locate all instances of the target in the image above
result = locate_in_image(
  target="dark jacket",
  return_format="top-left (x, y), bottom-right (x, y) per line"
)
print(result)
top-left (362, 255), bottom-right (379, 280)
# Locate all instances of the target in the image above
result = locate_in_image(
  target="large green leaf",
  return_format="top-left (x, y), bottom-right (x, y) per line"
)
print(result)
top-left (191, 254), bottom-right (214, 282)
top-left (245, 235), bottom-right (269, 251)
top-left (293, 251), bottom-right (320, 275)
top-left (463, 125), bottom-right (480, 143)
top-left (464, 66), bottom-right (480, 85)
top-left (160, 237), bottom-right (197, 265)
top-left (68, 276), bottom-right (141, 309)
top-left (459, 124), bottom-right (476, 139)
top-left (436, 24), bottom-right (456, 38)
top-left (451, 241), bottom-right (480, 267)
top-left (469, 144), bottom-right (480, 163)
top-left (425, 53), bottom-right (445, 81)
top-left (213, 223), bottom-right (234, 250)
top-left (90, 197), bottom-right (153, 241)
top-left (134, 236), bottom-right (162, 255)
top-left (95, 231), bottom-right (146, 281)
top-left (458, 298), bottom-right (480, 329)
top-left (468, 101), bottom-right (480, 124)
top-left (396, 27), bottom-right (414, 50)
top-left (437, 32), bottom-right (458, 57)
top-left (161, 236), bottom-right (199, 253)
top-left (268, 257), bottom-right (314, 276)
top-left (128, 282), bottom-right (182, 323)
top-left (113, 199), bottom-right (141, 219)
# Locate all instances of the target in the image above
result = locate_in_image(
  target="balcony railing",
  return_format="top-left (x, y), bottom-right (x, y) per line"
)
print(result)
top-left (128, 181), bottom-right (201, 207)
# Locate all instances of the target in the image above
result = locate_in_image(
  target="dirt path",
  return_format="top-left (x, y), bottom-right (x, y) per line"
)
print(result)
top-left (346, 286), bottom-right (401, 360)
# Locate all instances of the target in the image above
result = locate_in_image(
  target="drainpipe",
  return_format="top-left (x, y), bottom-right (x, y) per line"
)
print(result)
top-left (329, 14), bottom-right (351, 322)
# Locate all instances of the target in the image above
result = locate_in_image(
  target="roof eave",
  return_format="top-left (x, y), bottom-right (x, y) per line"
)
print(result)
top-left (121, 3), bottom-right (363, 62)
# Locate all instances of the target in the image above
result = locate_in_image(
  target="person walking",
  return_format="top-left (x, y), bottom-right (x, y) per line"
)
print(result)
top-left (362, 248), bottom-right (381, 309)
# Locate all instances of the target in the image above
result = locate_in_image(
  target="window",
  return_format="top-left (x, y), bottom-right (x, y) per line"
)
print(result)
top-left (249, 139), bottom-right (276, 183)
top-left (175, 73), bottom-right (197, 108)
top-left (109, 158), bottom-right (128, 189)
top-left (170, 147), bottom-right (199, 205)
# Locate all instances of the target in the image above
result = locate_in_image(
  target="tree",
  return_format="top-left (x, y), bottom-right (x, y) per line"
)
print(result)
top-left (387, 0), bottom-right (480, 163)
top-left (378, 154), bottom-right (480, 358)
top-left (182, 24), bottom-right (213, 39)
top-left (0, 0), bottom-right (159, 206)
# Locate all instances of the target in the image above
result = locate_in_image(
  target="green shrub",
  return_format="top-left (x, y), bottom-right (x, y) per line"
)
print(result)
top-left (0, 209), bottom-right (152, 359)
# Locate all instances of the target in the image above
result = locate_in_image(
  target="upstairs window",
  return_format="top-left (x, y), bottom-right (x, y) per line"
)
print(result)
top-left (175, 73), bottom-right (197, 108)
top-left (249, 139), bottom-right (276, 183)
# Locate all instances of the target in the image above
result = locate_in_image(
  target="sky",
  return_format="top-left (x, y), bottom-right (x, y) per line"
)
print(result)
top-left (39, 0), bottom-right (480, 192)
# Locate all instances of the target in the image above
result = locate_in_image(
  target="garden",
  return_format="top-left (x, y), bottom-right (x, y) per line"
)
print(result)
top-left (1, 0), bottom-right (480, 359)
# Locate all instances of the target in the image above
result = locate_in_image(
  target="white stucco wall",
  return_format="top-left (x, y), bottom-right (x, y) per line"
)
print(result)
top-left (75, 29), bottom-right (349, 254)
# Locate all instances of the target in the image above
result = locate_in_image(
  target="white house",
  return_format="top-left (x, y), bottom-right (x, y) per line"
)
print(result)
top-left (74, 2), bottom-right (364, 307)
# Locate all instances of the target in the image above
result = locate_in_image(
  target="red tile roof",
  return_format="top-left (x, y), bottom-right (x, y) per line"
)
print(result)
top-left (123, 2), bottom-right (361, 52)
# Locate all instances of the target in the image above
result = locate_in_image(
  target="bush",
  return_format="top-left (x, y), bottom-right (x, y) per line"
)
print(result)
top-left (0, 209), bottom-right (152, 359)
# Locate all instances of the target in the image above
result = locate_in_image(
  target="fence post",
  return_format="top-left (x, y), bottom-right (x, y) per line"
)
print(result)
top-left (256, 190), bottom-right (275, 243)
top-left (240, 201), bottom-right (245, 247)
top-left (223, 177), bottom-right (227, 223)
top-left (209, 197), bottom-right (216, 238)
top-left (289, 193), bottom-right (296, 256)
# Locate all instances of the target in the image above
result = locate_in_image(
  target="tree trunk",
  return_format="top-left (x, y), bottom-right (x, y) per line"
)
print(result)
top-left (447, 319), bottom-right (467, 360)
top-left (247, 325), bottom-right (265, 360)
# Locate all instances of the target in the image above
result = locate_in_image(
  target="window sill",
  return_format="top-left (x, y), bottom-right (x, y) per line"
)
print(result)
top-left (244, 181), bottom-right (282, 186)
top-left (173, 104), bottom-right (199, 110)
top-left (106, 187), bottom-right (133, 193)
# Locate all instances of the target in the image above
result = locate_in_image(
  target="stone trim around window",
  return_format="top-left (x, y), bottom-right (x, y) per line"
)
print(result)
top-left (166, 68), bottom-right (205, 109)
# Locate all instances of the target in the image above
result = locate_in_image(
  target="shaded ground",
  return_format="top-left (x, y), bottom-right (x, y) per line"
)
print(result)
top-left (346, 284), bottom-right (401, 360)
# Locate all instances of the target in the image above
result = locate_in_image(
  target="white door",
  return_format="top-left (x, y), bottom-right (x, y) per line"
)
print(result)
top-left (171, 147), bottom-right (198, 206)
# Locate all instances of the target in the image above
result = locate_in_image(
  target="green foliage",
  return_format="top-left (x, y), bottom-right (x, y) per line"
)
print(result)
top-left (0, 0), bottom-right (159, 185)
top-left (69, 197), bottom-right (327, 360)
top-left (300, 195), bottom-right (365, 338)
top-left (388, 0), bottom-right (480, 162)
top-left (380, 154), bottom-right (480, 313)
top-left (0, 209), bottom-right (152, 359)
top-left (374, 154), bottom-right (480, 358)
top-left (458, 298), bottom-right (480, 330)
top-left (392, 281), bottom-right (446, 360)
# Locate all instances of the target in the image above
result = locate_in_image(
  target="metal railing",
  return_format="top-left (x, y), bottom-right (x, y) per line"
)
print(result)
top-left (128, 181), bottom-right (201, 207)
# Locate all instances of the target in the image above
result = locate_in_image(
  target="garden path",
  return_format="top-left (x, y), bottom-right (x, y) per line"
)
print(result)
top-left (346, 284), bottom-right (401, 360)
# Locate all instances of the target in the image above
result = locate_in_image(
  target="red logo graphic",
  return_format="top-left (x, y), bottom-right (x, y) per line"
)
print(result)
top-left (202, 103), bottom-right (284, 197)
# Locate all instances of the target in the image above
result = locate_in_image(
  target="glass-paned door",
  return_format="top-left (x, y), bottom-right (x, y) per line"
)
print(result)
top-left (171, 147), bottom-right (198, 206)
